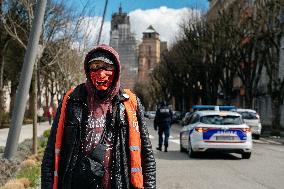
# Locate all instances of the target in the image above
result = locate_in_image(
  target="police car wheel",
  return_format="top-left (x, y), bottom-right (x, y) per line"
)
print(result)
top-left (254, 135), bottom-right (260, 140)
top-left (180, 143), bottom-right (186, 152)
top-left (241, 152), bottom-right (251, 159)
top-left (188, 140), bottom-right (197, 158)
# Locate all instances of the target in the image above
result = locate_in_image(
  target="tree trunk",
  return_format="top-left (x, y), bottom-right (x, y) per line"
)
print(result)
top-left (244, 90), bottom-right (252, 109)
top-left (0, 40), bottom-right (9, 127)
top-left (271, 96), bottom-right (281, 136)
top-left (32, 62), bottom-right (38, 154)
top-left (37, 65), bottom-right (41, 107)
top-left (45, 79), bottom-right (49, 108)
top-left (9, 81), bottom-right (18, 117)
top-left (0, 48), bottom-right (5, 127)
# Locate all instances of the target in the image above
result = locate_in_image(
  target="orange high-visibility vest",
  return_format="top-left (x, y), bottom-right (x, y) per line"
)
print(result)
top-left (53, 88), bottom-right (144, 189)
top-left (53, 88), bottom-right (74, 189)
top-left (123, 89), bottom-right (144, 188)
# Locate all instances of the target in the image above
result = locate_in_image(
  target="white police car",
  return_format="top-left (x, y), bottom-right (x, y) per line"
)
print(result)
top-left (180, 110), bottom-right (252, 159)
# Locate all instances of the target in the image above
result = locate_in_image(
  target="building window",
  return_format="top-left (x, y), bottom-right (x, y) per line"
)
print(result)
top-left (148, 46), bottom-right (151, 56)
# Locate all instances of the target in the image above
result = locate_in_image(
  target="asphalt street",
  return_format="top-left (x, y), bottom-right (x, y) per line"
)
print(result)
top-left (146, 118), bottom-right (284, 189)
top-left (0, 118), bottom-right (283, 189)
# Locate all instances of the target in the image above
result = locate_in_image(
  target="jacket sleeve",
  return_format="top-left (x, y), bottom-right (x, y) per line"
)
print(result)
top-left (136, 97), bottom-right (156, 189)
top-left (41, 103), bottom-right (62, 189)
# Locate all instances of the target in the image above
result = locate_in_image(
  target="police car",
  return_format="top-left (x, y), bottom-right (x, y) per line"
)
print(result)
top-left (180, 109), bottom-right (252, 159)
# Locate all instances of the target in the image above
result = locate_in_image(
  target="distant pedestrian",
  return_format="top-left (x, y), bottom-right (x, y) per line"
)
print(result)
top-left (37, 107), bottom-right (44, 124)
top-left (154, 101), bottom-right (173, 152)
top-left (47, 106), bottom-right (54, 126)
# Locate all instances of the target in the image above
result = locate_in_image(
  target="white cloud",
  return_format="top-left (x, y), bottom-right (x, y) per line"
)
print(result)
top-left (77, 16), bottom-right (111, 48)
top-left (79, 6), bottom-right (200, 48)
top-left (129, 6), bottom-right (200, 46)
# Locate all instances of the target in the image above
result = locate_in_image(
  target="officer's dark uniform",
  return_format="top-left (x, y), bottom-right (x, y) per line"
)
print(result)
top-left (154, 102), bottom-right (173, 152)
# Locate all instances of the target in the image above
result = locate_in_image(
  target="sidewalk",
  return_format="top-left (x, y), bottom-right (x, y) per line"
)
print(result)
top-left (260, 128), bottom-right (284, 145)
top-left (0, 121), bottom-right (51, 147)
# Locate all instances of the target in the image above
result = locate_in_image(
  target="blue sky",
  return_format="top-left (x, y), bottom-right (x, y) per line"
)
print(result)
top-left (71, 0), bottom-right (209, 21)
top-left (66, 0), bottom-right (209, 46)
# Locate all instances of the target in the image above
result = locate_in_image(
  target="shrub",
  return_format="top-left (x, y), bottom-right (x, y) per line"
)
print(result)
top-left (43, 129), bottom-right (51, 138)
top-left (16, 166), bottom-right (40, 187)
top-left (20, 159), bottom-right (37, 169)
top-left (3, 179), bottom-right (25, 189)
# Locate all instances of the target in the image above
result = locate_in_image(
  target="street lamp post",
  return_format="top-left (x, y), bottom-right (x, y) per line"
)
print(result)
top-left (4, 0), bottom-right (47, 159)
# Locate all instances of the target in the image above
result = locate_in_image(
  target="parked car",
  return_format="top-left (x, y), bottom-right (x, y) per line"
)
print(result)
top-left (181, 112), bottom-right (192, 126)
top-left (145, 111), bottom-right (156, 119)
top-left (236, 109), bottom-right (262, 139)
top-left (172, 111), bottom-right (183, 123)
top-left (180, 109), bottom-right (252, 159)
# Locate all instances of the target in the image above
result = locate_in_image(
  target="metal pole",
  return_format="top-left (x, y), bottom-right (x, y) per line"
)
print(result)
top-left (97, 0), bottom-right (108, 45)
top-left (3, 0), bottom-right (47, 159)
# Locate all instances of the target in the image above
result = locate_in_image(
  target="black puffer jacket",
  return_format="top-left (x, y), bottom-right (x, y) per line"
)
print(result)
top-left (41, 84), bottom-right (156, 189)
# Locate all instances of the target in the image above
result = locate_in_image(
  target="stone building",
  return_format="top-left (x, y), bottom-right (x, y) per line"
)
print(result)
top-left (109, 6), bottom-right (138, 89)
top-left (138, 25), bottom-right (167, 82)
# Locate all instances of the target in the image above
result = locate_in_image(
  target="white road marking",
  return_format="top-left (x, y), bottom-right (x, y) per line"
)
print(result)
top-left (149, 135), bottom-right (174, 139)
top-left (149, 134), bottom-right (180, 144)
top-left (170, 139), bottom-right (180, 144)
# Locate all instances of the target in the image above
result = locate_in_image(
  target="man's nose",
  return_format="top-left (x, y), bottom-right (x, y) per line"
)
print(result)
top-left (97, 69), bottom-right (107, 77)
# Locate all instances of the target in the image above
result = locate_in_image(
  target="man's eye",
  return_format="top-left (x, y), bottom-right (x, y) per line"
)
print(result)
top-left (106, 66), bottom-right (114, 71)
top-left (90, 65), bottom-right (114, 71)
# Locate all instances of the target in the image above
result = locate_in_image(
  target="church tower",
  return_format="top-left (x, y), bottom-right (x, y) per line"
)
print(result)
top-left (109, 5), bottom-right (138, 89)
top-left (138, 25), bottom-right (163, 82)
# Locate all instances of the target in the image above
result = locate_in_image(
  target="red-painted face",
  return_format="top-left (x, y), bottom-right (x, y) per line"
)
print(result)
top-left (89, 61), bottom-right (115, 90)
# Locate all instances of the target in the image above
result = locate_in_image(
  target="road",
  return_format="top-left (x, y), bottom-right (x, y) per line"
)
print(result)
top-left (146, 118), bottom-right (284, 189)
top-left (0, 121), bottom-right (51, 147)
top-left (0, 118), bottom-right (283, 189)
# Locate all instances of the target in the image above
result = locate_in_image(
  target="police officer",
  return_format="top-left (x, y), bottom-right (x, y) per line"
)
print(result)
top-left (154, 101), bottom-right (173, 152)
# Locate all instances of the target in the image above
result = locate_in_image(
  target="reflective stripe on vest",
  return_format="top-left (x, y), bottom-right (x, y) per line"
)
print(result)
top-left (123, 89), bottom-right (144, 189)
top-left (129, 146), bottom-right (141, 151)
top-left (53, 88), bottom-right (74, 189)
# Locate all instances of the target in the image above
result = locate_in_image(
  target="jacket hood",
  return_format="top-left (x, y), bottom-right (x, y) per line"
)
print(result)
top-left (84, 44), bottom-right (120, 76)
top-left (84, 44), bottom-right (121, 105)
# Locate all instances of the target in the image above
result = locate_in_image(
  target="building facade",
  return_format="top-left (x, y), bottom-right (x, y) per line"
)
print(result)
top-left (109, 6), bottom-right (138, 89)
top-left (138, 25), bottom-right (167, 82)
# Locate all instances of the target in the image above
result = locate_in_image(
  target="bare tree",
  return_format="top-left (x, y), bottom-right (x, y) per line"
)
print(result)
top-left (257, 0), bottom-right (284, 135)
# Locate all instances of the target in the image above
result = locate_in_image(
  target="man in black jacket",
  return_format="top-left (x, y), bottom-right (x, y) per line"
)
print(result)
top-left (41, 44), bottom-right (156, 189)
top-left (154, 101), bottom-right (173, 152)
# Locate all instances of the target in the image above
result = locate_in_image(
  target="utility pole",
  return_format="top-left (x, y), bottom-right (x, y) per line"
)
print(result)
top-left (3, 0), bottom-right (47, 159)
top-left (97, 0), bottom-right (108, 45)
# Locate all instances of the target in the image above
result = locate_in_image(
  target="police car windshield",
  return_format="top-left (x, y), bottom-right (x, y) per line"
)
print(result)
top-left (200, 115), bottom-right (243, 125)
top-left (239, 112), bottom-right (258, 120)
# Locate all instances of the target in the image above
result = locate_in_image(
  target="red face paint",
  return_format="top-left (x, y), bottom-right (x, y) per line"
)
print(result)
top-left (90, 69), bottom-right (115, 90)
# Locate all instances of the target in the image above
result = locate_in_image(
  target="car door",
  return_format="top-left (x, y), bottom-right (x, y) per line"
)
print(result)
top-left (180, 114), bottom-right (194, 148)
top-left (181, 113), bottom-right (200, 149)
